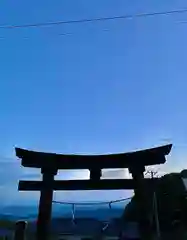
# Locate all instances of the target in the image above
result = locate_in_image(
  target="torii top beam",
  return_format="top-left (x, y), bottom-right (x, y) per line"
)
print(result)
top-left (15, 144), bottom-right (172, 170)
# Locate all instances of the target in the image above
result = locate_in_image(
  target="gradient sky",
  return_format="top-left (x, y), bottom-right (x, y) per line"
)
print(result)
top-left (0, 0), bottom-right (187, 207)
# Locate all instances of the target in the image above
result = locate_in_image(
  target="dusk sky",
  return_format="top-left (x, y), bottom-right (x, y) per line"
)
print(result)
top-left (0, 0), bottom-right (187, 207)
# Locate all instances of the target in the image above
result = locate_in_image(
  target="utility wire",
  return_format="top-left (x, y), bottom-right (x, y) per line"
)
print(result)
top-left (0, 8), bottom-right (187, 30)
top-left (52, 196), bottom-right (132, 206)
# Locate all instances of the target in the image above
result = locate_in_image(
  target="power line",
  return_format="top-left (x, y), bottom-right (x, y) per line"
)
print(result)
top-left (52, 196), bottom-right (132, 206)
top-left (0, 8), bottom-right (187, 30)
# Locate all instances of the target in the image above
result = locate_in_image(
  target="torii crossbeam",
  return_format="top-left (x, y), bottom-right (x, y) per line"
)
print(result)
top-left (16, 144), bottom-right (172, 240)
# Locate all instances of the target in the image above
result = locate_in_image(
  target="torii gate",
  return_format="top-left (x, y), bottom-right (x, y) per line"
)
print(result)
top-left (15, 144), bottom-right (172, 240)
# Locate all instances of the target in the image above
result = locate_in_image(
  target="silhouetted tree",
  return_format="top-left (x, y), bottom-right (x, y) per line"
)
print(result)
top-left (122, 172), bottom-right (187, 234)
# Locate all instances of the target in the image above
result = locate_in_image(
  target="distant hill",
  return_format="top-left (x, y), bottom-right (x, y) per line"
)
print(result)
top-left (0, 207), bottom-right (126, 237)
top-left (0, 203), bottom-right (127, 221)
top-left (0, 201), bottom-right (135, 238)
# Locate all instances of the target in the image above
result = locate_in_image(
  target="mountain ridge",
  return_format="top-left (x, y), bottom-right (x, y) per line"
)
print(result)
top-left (0, 203), bottom-right (127, 221)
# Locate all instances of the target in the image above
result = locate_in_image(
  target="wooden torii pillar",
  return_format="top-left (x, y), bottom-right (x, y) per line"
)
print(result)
top-left (15, 144), bottom-right (172, 240)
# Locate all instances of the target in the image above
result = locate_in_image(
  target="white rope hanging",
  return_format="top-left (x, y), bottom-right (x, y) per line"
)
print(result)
top-left (71, 203), bottom-right (76, 225)
top-left (102, 202), bottom-right (113, 232)
top-left (52, 196), bottom-right (133, 231)
top-left (52, 196), bottom-right (132, 206)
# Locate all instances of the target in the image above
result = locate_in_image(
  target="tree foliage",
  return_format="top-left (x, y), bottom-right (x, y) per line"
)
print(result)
top-left (122, 172), bottom-right (187, 232)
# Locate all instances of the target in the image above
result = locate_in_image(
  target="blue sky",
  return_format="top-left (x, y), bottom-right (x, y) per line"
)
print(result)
top-left (0, 0), bottom-right (187, 207)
